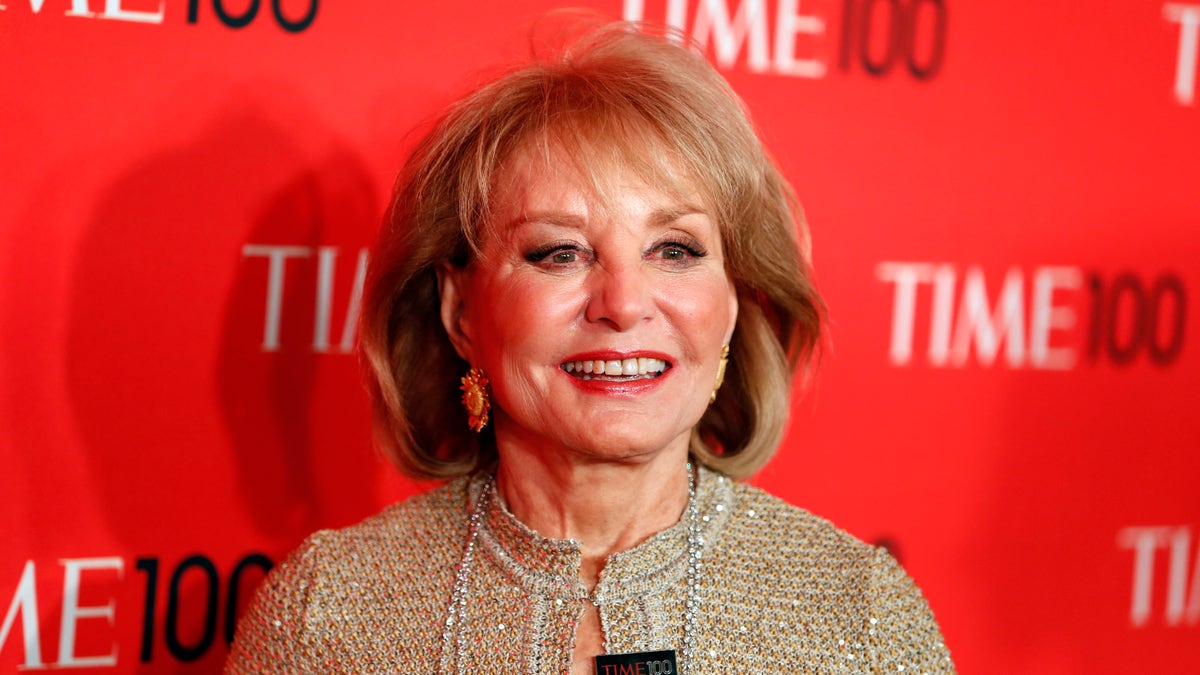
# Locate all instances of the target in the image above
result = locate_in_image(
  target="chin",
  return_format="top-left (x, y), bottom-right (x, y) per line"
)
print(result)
top-left (561, 429), bottom-right (691, 464)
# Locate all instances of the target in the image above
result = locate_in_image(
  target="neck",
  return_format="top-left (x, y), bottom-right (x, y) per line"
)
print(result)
top-left (493, 437), bottom-right (692, 587)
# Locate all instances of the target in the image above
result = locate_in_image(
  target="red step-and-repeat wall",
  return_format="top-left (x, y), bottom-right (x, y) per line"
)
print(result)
top-left (3, 0), bottom-right (1198, 672)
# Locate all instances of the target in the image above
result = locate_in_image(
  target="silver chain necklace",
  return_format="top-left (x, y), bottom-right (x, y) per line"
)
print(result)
top-left (441, 462), bottom-right (702, 673)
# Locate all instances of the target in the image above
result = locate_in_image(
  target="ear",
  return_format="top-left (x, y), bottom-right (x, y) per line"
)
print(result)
top-left (724, 278), bottom-right (739, 345)
top-left (437, 263), bottom-right (474, 361)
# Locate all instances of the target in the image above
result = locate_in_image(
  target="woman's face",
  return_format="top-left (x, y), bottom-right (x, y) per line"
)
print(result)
top-left (440, 145), bottom-right (737, 464)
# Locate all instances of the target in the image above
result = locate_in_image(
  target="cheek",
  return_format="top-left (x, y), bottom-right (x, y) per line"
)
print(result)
top-left (472, 276), bottom-right (580, 359)
top-left (660, 276), bottom-right (737, 348)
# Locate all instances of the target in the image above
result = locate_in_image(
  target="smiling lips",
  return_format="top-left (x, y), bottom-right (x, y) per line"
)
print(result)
top-left (561, 357), bottom-right (669, 381)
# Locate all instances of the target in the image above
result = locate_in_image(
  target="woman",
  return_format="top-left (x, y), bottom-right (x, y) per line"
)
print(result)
top-left (227, 21), bottom-right (955, 674)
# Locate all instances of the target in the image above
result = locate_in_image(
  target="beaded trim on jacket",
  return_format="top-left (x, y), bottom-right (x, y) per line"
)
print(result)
top-left (444, 461), bottom-right (734, 667)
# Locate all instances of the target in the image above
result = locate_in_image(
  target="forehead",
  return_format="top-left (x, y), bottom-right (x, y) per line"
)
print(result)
top-left (489, 138), bottom-right (709, 226)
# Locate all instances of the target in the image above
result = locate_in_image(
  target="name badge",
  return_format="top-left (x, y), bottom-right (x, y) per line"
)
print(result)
top-left (594, 649), bottom-right (679, 674)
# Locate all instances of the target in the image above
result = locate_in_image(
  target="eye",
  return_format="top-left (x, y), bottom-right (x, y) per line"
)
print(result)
top-left (660, 245), bottom-right (689, 260)
top-left (651, 237), bottom-right (707, 263)
top-left (524, 241), bottom-right (590, 270)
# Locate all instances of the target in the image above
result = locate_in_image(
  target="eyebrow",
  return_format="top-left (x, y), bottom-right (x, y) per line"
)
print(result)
top-left (501, 212), bottom-right (586, 231)
top-left (503, 204), bottom-right (709, 232)
top-left (650, 205), bottom-right (708, 226)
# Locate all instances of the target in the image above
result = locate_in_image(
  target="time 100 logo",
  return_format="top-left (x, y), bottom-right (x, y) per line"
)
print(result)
top-left (188, 0), bottom-right (317, 32)
top-left (2, 0), bottom-right (316, 32)
top-left (1, 553), bottom-right (272, 669)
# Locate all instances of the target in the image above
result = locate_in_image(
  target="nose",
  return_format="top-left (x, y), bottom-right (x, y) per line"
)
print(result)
top-left (585, 260), bottom-right (653, 331)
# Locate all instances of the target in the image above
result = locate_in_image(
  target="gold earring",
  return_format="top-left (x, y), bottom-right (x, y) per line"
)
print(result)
top-left (711, 344), bottom-right (730, 403)
top-left (460, 367), bottom-right (490, 432)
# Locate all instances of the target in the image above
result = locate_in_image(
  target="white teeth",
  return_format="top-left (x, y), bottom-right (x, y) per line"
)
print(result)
top-left (561, 357), bottom-right (668, 377)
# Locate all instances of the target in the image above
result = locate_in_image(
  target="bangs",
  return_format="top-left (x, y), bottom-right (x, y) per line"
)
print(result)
top-left (452, 37), bottom-right (757, 259)
top-left (474, 115), bottom-right (711, 247)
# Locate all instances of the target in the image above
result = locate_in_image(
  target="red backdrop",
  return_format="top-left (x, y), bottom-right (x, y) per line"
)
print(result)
top-left (3, 0), bottom-right (1199, 672)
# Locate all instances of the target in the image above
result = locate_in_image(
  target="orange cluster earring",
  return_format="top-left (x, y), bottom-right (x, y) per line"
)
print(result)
top-left (710, 344), bottom-right (730, 403)
top-left (460, 367), bottom-right (491, 432)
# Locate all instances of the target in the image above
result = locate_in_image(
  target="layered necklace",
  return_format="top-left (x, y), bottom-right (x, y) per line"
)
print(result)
top-left (440, 462), bottom-right (703, 673)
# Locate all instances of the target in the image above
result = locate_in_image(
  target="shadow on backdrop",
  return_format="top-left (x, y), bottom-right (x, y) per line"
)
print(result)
top-left (63, 91), bottom-right (381, 671)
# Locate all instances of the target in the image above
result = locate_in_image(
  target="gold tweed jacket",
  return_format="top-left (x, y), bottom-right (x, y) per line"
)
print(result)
top-left (226, 467), bottom-right (956, 674)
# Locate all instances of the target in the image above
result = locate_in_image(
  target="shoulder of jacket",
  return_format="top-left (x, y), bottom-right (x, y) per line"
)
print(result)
top-left (723, 480), bottom-right (878, 567)
top-left (312, 475), bottom-right (470, 544)
top-left (271, 475), bottom-right (471, 579)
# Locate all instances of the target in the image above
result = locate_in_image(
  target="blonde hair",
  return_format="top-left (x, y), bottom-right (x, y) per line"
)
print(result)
top-left (361, 21), bottom-right (822, 480)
